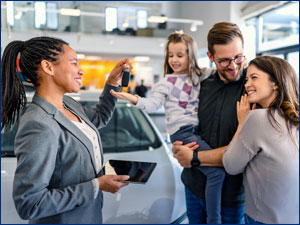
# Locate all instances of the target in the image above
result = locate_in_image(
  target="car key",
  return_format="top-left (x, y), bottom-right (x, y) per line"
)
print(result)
top-left (121, 69), bottom-right (130, 87)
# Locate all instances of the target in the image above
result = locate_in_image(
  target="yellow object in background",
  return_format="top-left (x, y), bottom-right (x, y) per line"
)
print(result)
top-left (79, 60), bottom-right (134, 90)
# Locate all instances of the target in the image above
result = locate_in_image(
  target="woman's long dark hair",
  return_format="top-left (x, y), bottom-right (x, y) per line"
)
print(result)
top-left (249, 56), bottom-right (299, 144)
top-left (1, 36), bottom-right (68, 131)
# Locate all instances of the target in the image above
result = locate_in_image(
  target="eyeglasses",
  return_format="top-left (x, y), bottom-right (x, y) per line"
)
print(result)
top-left (215, 55), bottom-right (245, 68)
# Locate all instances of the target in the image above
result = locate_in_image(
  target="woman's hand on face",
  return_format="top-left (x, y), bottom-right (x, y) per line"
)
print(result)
top-left (97, 175), bottom-right (129, 193)
top-left (110, 90), bottom-right (138, 104)
top-left (107, 59), bottom-right (132, 86)
top-left (236, 94), bottom-right (251, 125)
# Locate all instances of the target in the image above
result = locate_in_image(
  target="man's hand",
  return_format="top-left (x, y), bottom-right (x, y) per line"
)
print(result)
top-left (172, 141), bottom-right (199, 168)
top-left (97, 175), bottom-right (129, 194)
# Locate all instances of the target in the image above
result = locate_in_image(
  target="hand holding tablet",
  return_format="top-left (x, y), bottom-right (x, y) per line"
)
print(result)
top-left (103, 159), bottom-right (157, 184)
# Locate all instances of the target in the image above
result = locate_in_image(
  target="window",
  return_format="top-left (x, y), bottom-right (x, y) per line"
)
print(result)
top-left (245, 2), bottom-right (299, 74)
top-left (82, 102), bottom-right (161, 153)
top-left (287, 51), bottom-right (299, 77)
top-left (137, 9), bottom-right (148, 29)
top-left (258, 2), bottom-right (299, 52)
top-left (1, 102), bottom-right (161, 155)
top-left (34, 2), bottom-right (46, 29)
top-left (34, 2), bottom-right (58, 30)
top-left (118, 7), bottom-right (136, 30)
top-left (105, 7), bottom-right (117, 31)
top-left (6, 1), bottom-right (14, 26)
top-left (46, 3), bottom-right (58, 30)
top-left (105, 7), bottom-right (149, 31)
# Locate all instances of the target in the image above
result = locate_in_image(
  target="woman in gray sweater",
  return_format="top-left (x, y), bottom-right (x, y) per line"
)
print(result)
top-left (223, 56), bottom-right (299, 224)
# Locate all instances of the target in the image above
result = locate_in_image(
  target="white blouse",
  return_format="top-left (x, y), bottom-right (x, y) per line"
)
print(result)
top-left (72, 119), bottom-right (102, 174)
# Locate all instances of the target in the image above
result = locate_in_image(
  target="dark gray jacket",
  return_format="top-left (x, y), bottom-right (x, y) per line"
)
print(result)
top-left (13, 84), bottom-right (121, 224)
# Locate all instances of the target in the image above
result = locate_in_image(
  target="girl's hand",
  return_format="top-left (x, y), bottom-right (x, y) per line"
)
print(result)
top-left (172, 141), bottom-right (199, 154)
top-left (172, 144), bottom-right (194, 168)
top-left (236, 94), bottom-right (250, 125)
top-left (107, 59), bottom-right (132, 86)
top-left (110, 90), bottom-right (138, 104)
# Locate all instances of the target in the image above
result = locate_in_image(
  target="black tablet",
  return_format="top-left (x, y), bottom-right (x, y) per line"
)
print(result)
top-left (103, 159), bottom-right (157, 184)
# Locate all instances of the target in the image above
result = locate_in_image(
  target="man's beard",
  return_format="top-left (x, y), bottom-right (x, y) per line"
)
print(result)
top-left (219, 65), bottom-right (242, 83)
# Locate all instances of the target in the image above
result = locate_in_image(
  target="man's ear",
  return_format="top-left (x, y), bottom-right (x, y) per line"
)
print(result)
top-left (40, 59), bottom-right (54, 76)
top-left (207, 51), bottom-right (214, 63)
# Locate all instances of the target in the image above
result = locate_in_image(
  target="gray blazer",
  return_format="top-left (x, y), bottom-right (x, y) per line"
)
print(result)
top-left (13, 84), bottom-right (121, 224)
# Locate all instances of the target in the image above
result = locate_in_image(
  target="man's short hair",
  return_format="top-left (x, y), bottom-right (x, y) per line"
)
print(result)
top-left (207, 22), bottom-right (244, 55)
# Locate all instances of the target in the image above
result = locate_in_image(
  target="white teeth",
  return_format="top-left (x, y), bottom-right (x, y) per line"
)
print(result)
top-left (247, 91), bottom-right (255, 95)
top-left (74, 78), bottom-right (82, 86)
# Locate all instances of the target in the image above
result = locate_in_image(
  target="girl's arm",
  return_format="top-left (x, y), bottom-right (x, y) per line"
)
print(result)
top-left (111, 78), bottom-right (170, 113)
top-left (110, 90), bottom-right (138, 104)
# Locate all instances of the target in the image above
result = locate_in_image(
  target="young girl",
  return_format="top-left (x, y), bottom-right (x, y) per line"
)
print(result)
top-left (110, 32), bottom-right (223, 224)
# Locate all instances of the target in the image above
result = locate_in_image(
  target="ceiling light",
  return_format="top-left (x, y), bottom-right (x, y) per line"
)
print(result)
top-left (148, 16), bottom-right (168, 23)
top-left (134, 56), bottom-right (150, 62)
top-left (190, 23), bottom-right (197, 32)
top-left (6, 1), bottom-right (14, 26)
top-left (85, 56), bottom-right (102, 61)
top-left (14, 10), bottom-right (23, 20)
top-left (77, 54), bottom-right (85, 59)
top-left (60, 8), bottom-right (81, 16)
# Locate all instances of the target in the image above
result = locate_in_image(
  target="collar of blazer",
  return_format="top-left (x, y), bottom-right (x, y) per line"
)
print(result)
top-left (32, 93), bottom-right (100, 175)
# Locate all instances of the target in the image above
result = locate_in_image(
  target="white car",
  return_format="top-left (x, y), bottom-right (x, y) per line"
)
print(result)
top-left (1, 91), bottom-right (187, 224)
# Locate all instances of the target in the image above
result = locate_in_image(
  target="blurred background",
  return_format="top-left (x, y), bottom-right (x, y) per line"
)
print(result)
top-left (1, 1), bottom-right (299, 93)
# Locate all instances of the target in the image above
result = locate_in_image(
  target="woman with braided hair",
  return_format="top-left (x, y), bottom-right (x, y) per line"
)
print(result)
top-left (223, 55), bottom-right (299, 224)
top-left (1, 36), bottom-right (132, 224)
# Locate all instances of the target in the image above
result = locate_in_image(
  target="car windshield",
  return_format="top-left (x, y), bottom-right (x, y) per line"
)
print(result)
top-left (1, 101), bottom-right (161, 156)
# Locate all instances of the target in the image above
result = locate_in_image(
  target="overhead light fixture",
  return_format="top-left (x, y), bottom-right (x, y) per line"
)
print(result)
top-left (190, 23), bottom-right (197, 32)
top-left (122, 18), bottom-right (129, 28)
top-left (85, 56), bottom-right (102, 61)
top-left (60, 8), bottom-right (81, 16)
top-left (134, 56), bottom-right (150, 62)
top-left (148, 15), bottom-right (203, 30)
top-left (14, 10), bottom-right (23, 20)
top-left (77, 54), bottom-right (85, 59)
top-left (6, 1), bottom-right (14, 26)
top-left (148, 16), bottom-right (168, 23)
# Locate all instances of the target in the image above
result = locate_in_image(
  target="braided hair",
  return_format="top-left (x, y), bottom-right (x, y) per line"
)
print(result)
top-left (1, 36), bottom-right (68, 131)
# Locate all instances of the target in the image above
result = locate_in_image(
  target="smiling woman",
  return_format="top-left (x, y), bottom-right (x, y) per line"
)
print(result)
top-left (1, 36), bottom-right (133, 224)
top-left (223, 55), bottom-right (299, 224)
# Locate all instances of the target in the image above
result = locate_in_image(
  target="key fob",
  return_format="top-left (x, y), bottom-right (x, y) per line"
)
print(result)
top-left (121, 69), bottom-right (130, 87)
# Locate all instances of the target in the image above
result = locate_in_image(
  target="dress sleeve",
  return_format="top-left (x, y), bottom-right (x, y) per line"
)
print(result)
top-left (135, 78), bottom-right (169, 113)
top-left (222, 110), bottom-right (265, 175)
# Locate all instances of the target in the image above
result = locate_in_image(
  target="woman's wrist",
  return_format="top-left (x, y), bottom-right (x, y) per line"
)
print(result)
top-left (106, 77), bottom-right (119, 87)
